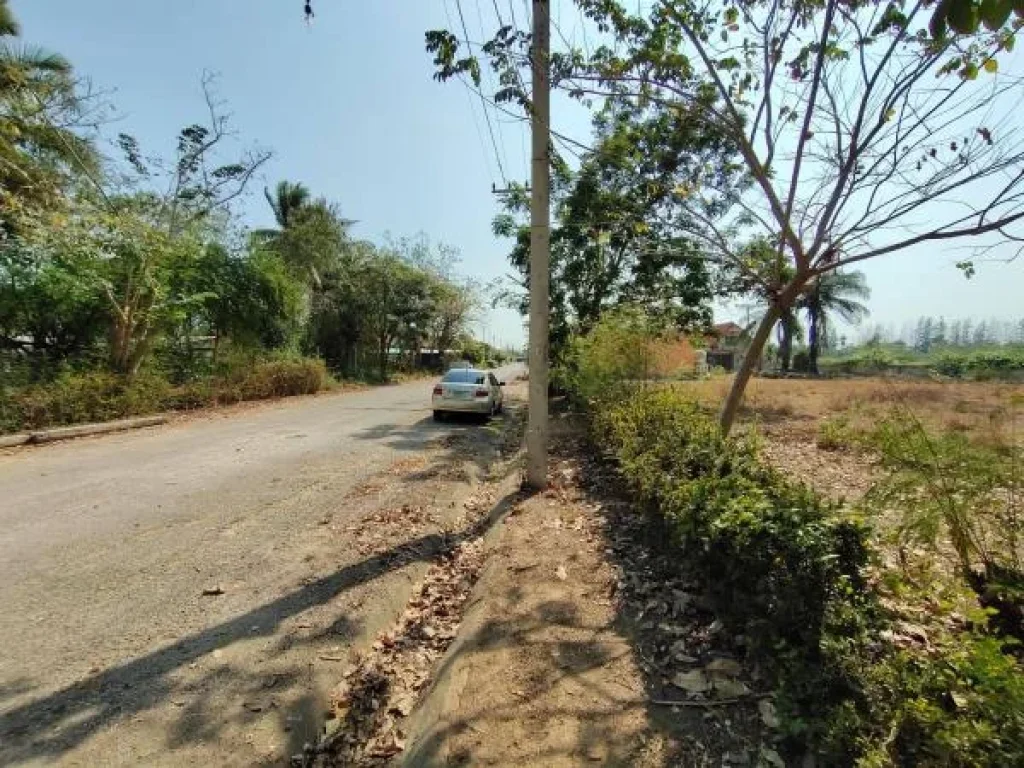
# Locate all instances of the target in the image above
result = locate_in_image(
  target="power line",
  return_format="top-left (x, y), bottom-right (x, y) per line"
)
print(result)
top-left (454, 0), bottom-right (509, 184)
top-left (443, 0), bottom-right (497, 185)
top-left (506, 0), bottom-right (518, 28)
top-left (472, 0), bottom-right (513, 183)
top-left (487, 0), bottom-right (532, 182)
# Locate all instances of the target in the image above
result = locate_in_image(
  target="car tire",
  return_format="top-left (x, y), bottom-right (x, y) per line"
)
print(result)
top-left (433, 410), bottom-right (445, 422)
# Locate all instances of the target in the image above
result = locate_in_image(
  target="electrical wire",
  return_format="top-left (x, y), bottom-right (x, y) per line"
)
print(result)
top-left (444, 0), bottom-right (498, 186)
top-left (472, 0), bottom-right (514, 183)
top-left (455, 0), bottom-right (509, 184)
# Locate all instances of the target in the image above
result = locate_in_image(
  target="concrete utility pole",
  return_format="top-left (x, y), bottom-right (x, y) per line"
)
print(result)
top-left (526, 0), bottom-right (550, 490)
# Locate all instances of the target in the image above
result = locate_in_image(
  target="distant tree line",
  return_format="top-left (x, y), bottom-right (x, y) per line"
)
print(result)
top-left (854, 317), bottom-right (1024, 353)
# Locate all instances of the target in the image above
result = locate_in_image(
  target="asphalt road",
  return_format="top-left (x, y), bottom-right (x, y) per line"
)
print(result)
top-left (0, 365), bottom-right (523, 766)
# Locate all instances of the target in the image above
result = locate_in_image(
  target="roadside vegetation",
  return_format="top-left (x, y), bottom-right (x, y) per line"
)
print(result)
top-left (0, 1), bottom-right (509, 435)
top-left (560, 313), bottom-right (1024, 766)
top-left (430, 0), bottom-right (1024, 748)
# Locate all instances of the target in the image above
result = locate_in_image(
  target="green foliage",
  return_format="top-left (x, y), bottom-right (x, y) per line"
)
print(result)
top-left (823, 630), bottom-right (1024, 767)
top-left (800, 271), bottom-right (871, 374)
top-left (0, 371), bottom-right (171, 432)
top-left (862, 410), bottom-right (1023, 579)
top-left (817, 414), bottom-right (854, 451)
top-left (492, 99), bottom-right (720, 362)
top-left (933, 349), bottom-right (1024, 378)
top-left (0, 0), bottom-right (99, 227)
top-left (569, 331), bottom-right (1023, 764)
top-left (559, 308), bottom-right (664, 404)
top-left (591, 386), bottom-right (871, 665)
top-left (0, 354), bottom-right (329, 434)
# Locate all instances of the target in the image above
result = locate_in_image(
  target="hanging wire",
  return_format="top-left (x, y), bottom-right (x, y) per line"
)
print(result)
top-left (455, 0), bottom-right (509, 184)
top-left (444, 0), bottom-right (499, 185)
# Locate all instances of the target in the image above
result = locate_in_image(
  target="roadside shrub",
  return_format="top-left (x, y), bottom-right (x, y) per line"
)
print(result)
top-left (560, 309), bottom-right (666, 406)
top-left (594, 387), bottom-right (870, 660)
top-left (1, 371), bottom-right (171, 431)
top-left (236, 357), bottom-right (328, 400)
top-left (578, 376), bottom-right (1024, 766)
top-left (0, 355), bottom-right (330, 434)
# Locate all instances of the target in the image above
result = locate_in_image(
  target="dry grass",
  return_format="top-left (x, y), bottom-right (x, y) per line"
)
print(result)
top-left (667, 376), bottom-right (1024, 502)
top-left (678, 376), bottom-right (1024, 445)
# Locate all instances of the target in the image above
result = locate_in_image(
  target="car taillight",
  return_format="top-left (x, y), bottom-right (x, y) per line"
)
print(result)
top-left (475, 388), bottom-right (489, 397)
top-left (433, 385), bottom-right (443, 395)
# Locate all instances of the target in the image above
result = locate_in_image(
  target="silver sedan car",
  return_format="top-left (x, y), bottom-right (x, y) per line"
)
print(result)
top-left (432, 367), bottom-right (505, 420)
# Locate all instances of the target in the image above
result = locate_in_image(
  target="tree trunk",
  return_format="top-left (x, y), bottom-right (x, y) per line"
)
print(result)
top-left (779, 318), bottom-right (794, 372)
top-left (808, 309), bottom-right (824, 375)
top-left (719, 303), bottom-right (780, 434)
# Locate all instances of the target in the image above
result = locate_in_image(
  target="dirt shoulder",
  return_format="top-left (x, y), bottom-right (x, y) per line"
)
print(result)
top-left (396, 413), bottom-right (777, 768)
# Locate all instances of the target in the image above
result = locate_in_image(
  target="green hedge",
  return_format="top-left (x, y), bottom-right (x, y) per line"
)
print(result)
top-left (932, 350), bottom-right (1024, 378)
top-left (0, 356), bottom-right (330, 434)
top-left (585, 385), bottom-right (1023, 766)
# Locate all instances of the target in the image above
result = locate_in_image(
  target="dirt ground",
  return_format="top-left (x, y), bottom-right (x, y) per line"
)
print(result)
top-left (397, 413), bottom-right (776, 768)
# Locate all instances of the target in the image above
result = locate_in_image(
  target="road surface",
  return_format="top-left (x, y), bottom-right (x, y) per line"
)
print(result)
top-left (0, 366), bottom-right (523, 766)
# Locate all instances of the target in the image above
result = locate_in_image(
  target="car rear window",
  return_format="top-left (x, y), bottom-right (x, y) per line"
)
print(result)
top-left (442, 370), bottom-right (485, 384)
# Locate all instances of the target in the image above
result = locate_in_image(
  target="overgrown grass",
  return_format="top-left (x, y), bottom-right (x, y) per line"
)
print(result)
top-left (0, 354), bottom-right (331, 434)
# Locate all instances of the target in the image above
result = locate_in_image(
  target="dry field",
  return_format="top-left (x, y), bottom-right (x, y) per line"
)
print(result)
top-left (675, 375), bottom-right (1024, 501)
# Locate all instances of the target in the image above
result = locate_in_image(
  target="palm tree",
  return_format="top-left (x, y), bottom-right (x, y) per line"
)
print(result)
top-left (0, 0), bottom-right (98, 223)
top-left (262, 180), bottom-right (311, 230)
top-left (253, 181), bottom-right (354, 289)
top-left (776, 307), bottom-right (802, 373)
top-left (800, 270), bottom-right (870, 374)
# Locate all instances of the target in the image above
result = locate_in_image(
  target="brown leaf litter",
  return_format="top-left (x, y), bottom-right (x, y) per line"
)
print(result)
top-left (399, 417), bottom-right (781, 767)
top-left (297, 492), bottom-right (499, 767)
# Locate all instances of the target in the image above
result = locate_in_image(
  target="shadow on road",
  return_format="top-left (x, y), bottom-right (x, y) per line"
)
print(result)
top-left (0, 411), bottom-right (526, 766)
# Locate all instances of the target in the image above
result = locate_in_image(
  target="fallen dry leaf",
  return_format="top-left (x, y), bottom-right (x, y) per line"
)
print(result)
top-left (705, 657), bottom-right (743, 677)
top-left (671, 669), bottom-right (710, 694)
top-left (759, 698), bottom-right (780, 728)
top-left (712, 678), bottom-right (750, 698)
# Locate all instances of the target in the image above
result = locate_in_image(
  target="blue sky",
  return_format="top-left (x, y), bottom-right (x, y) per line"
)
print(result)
top-left (12, 0), bottom-right (1024, 345)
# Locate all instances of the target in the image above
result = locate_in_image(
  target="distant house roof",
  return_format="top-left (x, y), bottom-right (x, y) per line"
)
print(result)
top-left (712, 321), bottom-right (745, 338)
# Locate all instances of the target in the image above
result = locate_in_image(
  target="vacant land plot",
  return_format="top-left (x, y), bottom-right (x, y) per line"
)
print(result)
top-left (675, 376), bottom-right (1024, 501)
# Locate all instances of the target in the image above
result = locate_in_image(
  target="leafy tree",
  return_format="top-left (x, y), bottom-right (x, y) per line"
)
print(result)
top-left (361, 251), bottom-right (434, 380)
top-left (0, 0), bottom-right (99, 229)
top-left (429, 0), bottom-right (1024, 432)
top-left (974, 319), bottom-right (991, 346)
top-left (800, 270), bottom-right (870, 373)
top-left (492, 104), bottom-right (720, 361)
top-left (0, 235), bottom-right (108, 370)
top-left (962, 318), bottom-right (974, 347)
top-left (386, 233), bottom-right (481, 360)
top-left (915, 317), bottom-right (935, 353)
top-left (932, 316), bottom-right (948, 347)
top-left (253, 180), bottom-right (352, 289)
top-left (950, 318), bottom-right (964, 347)
top-left (187, 244), bottom-right (304, 357)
